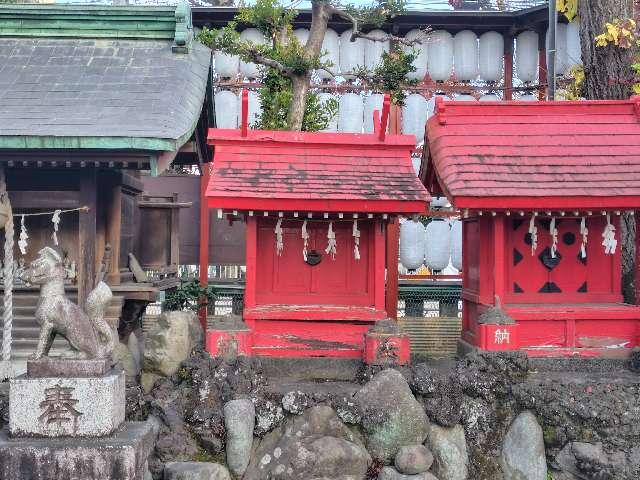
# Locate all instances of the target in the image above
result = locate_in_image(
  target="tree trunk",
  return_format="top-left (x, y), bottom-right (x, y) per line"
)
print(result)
top-left (579, 0), bottom-right (635, 303)
top-left (285, 0), bottom-right (331, 130)
top-left (579, 0), bottom-right (633, 100)
top-left (288, 74), bottom-right (311, 130)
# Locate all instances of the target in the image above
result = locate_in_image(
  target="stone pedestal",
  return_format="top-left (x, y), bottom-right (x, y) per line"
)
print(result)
top-left (0, 421), bottom-right (155, 480)
top-left (206, 315), bottom-right (253, 360)
top-left (10, 368), bottom-right (125, 437)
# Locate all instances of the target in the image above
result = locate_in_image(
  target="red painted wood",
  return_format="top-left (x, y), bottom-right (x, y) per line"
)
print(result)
top-left (538, 37), bottom-right (547, 101)
top-left (379, 94), bottom-right (390, 141)
top-left (244, 216), bottom-right (258, 310)
top-left (364, 332), bottom-right (411, 365)
top-left (426, 99), bottom-right (640, 209)
top-left (493, 216), bottom-right (506, 303)
top-left (240, 88), bottom-right (249, 137)
top-left (206, 329), bottom-right (252, 357)
top-left (250, 319), bottom-right (370, 357)
top-left (198, 163), bottom-right (211, 331)
top-left (374, 219), bottom-right (386, 313)
top-left (635, 214), bottom-right (640, 305)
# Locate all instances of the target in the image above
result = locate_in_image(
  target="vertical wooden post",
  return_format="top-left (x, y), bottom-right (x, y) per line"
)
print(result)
top-left (105, 176), bottom-right (122, 285)
top-left (635, 213), bottom-right (640, 306)
top-left (385, 102), bottom-right (402, 319)
top-left (538, 31), bottom-right (548, 101)
top-left (78, 168), bottom-right (97, 309)
top-left (170, 193), bottom-right (180, 267)
top-left (492, 216), bottom-right (506, 304)
top-left (504, 34), bottom-right (514, 101)
top-left (198, 164), bottom-right (210, 332)
top-left (385, 217), bottom-right (400, 319)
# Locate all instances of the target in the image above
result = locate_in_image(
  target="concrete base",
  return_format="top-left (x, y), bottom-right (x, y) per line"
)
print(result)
top-left (9, 370), bottom-right (125, 437)
top-left (0, 421), bottom-right (154, 480)
top-left (27, 357), bottom-right (111, 377)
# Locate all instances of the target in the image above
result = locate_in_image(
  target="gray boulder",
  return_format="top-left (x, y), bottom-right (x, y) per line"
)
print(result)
top-left (223, 398), bottom-right (255, 477)
top-left (355, 369), bottom-right (429, 462)
top-left (244, 405), bottom-right (371, 480)
top-left (500, 411), bottom-right (547, 480)
top-left (379, 466), bottom-right (439, 480)
top-left (164, 462), bottom-right (231, 479)
top-left (143, 311), bottom-right (203, 377)
top-left (425, 424), bottom-right (468, 480)
top-left (113, 333), bottom-right (142, 377)
top-left (395, 445), bottom-right (434, 475)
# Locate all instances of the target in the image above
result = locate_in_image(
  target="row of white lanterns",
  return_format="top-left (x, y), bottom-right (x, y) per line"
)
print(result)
top-left (399, 218), bottom-right (462, 272)
top-left (214, 89), bottom-right (539, 138)
top-left (214, 24), bottom-right (581, 84)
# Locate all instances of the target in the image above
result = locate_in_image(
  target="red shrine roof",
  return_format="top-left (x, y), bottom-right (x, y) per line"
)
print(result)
top-left (422, 98), bottom-right (640, 210)
top-left (206, 129), bottom-right (430, 214)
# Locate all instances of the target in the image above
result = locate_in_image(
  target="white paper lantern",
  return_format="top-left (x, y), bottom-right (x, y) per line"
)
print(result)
top-left (519, 93), bottom-right (538, 101)
top-left (454, 94), bottom-right (476, 101)
top-left (404, 29), bottom-right (428, 81)
top-left (479, 31), bottom-right (503, 82)
top-left (215, 90), bottom-right (239, 129)
top-left (480, 93), bottom-right (500, 101)
top-left (246, 90), bottom-right (262, 126)
top-left (214, 52), bottom-right (239, 79)
top-left (566, 20), bottom-right (582, 70)
top-left (516, 30), bottom-right (539, 83)
top-left (294, 28), bottom-right (309, 46)
top-left (430, 196), bottom-right (449, 208)
top-left (454, 30), bottom-right (479, 81)
top-left (450, 220), bottom-right (462, 271)
top-left (411, 157), bottom-right (421, 175)
top-left (552, 23), bottom-right (569, 76)
top-left (402, 93), bottom-right (428, 142)
top-left (239, 28), bottom-right (266, 79)
top-left (364, 29), bottom-right (389, 70)
top-left (318, 29), bottom-right (340, 80)
top-left (427, 30), bottom-right (454, 81)
top-left (425, 220), bottom-right (451, 271)
top-left (338, 93), bottom-right (363, 132)
top-left (340, 29), bottom-right (365, 79)
top-left (364, 93), bottom-right (383, 133)
top-left (400, 219), bottom-right (426, 271)
top-left (426, 94), bottom-right (446, 118)
top-left (318, 92), bottom-right (338, 132)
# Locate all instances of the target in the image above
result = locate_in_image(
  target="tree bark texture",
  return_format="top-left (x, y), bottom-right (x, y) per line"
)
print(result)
top-left (579, 0), bottom-right (636, 303)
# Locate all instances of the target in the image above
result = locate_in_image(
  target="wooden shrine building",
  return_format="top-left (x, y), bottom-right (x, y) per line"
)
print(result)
top-left (422, 97), bottom-right (640, 357)
top-left (205, 95), bottom-right (430, 359)
top-left (0, 3), bottom-right (211, 359)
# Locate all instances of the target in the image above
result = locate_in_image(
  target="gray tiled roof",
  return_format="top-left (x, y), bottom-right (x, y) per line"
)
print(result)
top-left (0, 37), bottom-right (211, 151)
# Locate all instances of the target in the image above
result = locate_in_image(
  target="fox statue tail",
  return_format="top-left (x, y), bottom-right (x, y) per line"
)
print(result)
top-left (85, 281), bottom-right (114, 359)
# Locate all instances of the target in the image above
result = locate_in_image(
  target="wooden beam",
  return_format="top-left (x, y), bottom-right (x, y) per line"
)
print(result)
top-left (105, 179), bottom-right (122, 286)
top-left (538, 29), bottom-right (547, 100)
top-left (385, 217), bottom-right (400, 319)
top-left (503, 34), bottom-right (514, 101)
top-left (78, 168), bottom-right (97, 309)
top-left (170, 193), bottom-right (180, 266)
top-left (8, 191), bottom-right (80, 210)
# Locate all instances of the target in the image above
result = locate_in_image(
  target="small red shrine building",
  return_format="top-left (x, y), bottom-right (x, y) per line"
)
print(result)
top-left (205, 96), bottom-right (430, 359)
top-left (422, 97), bottom-right (640, 357)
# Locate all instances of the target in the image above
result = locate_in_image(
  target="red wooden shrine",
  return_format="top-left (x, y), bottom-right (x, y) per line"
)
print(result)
top-left (422, 97), bottom-right (640, 357)
top-left (205, 93), bottom-right (430, 359)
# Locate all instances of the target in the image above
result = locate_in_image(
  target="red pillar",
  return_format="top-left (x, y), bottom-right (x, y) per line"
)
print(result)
top-left (504, 34), bottom-right (514, 101)
top-left (635, 213), bottom-right (640, 305)
top-left (198, 163), bottom-right (211, 331)
top-left (385, 103), bottom-right (402, 319)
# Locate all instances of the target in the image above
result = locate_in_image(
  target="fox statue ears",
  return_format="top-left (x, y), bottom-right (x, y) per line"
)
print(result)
top-left (37, 246), bottom-right (63, 265)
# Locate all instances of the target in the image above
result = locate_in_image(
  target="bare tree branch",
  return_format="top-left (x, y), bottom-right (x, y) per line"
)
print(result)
top-left (243, 45), bottom-right (295, 76)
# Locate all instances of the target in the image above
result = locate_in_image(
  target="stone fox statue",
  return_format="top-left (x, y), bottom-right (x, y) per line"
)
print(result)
top-left (22, 247), bottom-right (114, 359)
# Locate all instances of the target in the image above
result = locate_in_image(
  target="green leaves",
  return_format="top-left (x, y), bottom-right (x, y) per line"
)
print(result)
top-left (162, 279), bottom-right (216, 312)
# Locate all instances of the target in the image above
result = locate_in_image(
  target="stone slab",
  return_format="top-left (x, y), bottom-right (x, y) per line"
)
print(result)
top-left (27, 358), bottom-right (111, 378)
top-left (0, 421), bottom-right (154, 480)
top-left (9, 370), bottom-right (125, 437)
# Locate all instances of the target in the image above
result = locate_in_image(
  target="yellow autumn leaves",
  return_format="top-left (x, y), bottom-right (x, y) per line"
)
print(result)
top-left (595, 18), bottom-right (638, 49)
top-left (557, 0), bottom-right (578, 22)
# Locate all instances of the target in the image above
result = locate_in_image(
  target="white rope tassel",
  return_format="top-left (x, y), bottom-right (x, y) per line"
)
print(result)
top-left (528, 214), bottom-right (538, 256)
top-left (275, 218), bottom-right (284, 256)
top-left (352, 219), bottom-right (361, 260)
top-left (18, 215), bottom-right (28, 256)
top-left (550, 217), bottom-right (558, 258)
top-left (51, 209), bottom-right (61, 246)
top-left (580, 217), bottom-right (588, 259)
top-left (325, 221), bottom-right (337, 259)
top-left (602, 213), bottom-right (617, 255)
top-left (301, 220), bottom-right (309, 261)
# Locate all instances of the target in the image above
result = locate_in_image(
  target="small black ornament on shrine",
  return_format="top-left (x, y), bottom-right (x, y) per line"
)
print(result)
top-left (538, 247), bottom-right (562, 270)
top-left (305, 250), bottom-right (322, 266)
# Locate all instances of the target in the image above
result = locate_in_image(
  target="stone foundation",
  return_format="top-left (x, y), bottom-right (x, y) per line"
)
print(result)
top-left (9, 370), bottom-right (125, 437)
top-left (0, 421), bottom-right (154, 480)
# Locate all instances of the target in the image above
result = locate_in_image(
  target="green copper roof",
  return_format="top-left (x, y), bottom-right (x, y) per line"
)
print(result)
top-left (0, 2), bottom-right (210, 158)
top-left (0, 2), bottom-right (193, 51)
